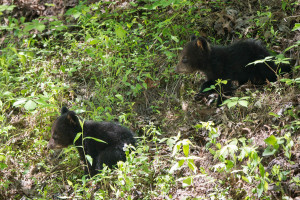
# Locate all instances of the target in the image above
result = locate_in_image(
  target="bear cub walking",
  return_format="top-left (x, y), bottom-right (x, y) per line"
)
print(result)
top-left (48, 107), bottom-right (136, 176)
top-left (176, 36), bottom-right (291, 105)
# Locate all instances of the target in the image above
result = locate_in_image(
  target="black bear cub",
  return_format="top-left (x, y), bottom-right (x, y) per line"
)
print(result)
top-left (176, 36), bottom-right (291, 105)
top-left (48, 107), bottom-right (136, 177)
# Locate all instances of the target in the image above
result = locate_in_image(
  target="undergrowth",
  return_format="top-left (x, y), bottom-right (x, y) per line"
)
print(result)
top-left (0, 0), bottom-right (299, 199)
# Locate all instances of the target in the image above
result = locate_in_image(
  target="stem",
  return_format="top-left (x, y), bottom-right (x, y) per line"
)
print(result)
top-left (264, 61), bottom-right (279, 79)
top-left (79, 119), bottom-right (92, 178)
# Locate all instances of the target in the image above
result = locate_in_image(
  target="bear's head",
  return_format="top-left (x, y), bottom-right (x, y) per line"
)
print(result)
top-left (48, 107), bottom-right (81, 149)
top-left (175, 35), bottom-right (211, 73)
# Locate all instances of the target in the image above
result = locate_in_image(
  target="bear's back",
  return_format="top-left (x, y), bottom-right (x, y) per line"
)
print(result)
top-left (83, 121), bottom-right (135, 145)
top-left (210, 39), bottom-right (276, 83)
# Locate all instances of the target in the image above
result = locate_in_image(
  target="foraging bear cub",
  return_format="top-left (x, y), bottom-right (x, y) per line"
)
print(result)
top-left (176, 36), bottom-right (291, 106)
top-left (48, 107), bottom-right (136, 176)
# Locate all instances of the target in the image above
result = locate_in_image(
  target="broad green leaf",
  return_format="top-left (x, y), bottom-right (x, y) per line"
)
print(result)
top-left (208, 148), bottom-right (215, 155)
top-left (182, 177), bottom-right (192, 187)
top-left (0, 162), bottom-right (7, 170)
top-left (187, 159), bottom-right (197, 173)
top-left (13, 98), bottom-right (27, 107)
top-left (230, 97), bottom-right (239, 101)
top-left (115, 94), bottom-right (124, 102)
top-left (183, 143), bottom-right (189, 157)
top-left (24, 100), bottom-right (37, 111)
top-left (35, 24), bottom-right (46, 32)
top-left (178, 159), bottom-right (185, 167)
top-left (129, 2), bottom-right (138, 6)
top-left (142, 82), bottom-right (148, 89)
top-left (202, 87), bottom-right (213, 92)
top-left (0, 155), bottom-right (5, 162)
top-left (23, 25), bottom-right (33, 32)
top-left (115, 25), bottom-right (127, 39)
top-left (24, 20), bottom-right (45, 32)
top-left (60, 66), bottom-right (65, 72)
top-left (262, 146), bottom-right (276, 156)
top-left (264, 135), bottom-right (277, 146)
top-left (216, 143), bottom-right (222, 149)
top-left (35, 98), bottom-right (49, 106)
top-left (292, 23), bottom-right (300, 31)
top-left (259, 164), bottom-right (265, 177)
top-left (225, 160), bottom-right (234, 170)
top-left (171, 35), bottom-right (179, 43)
top-left (0, 5), bottom-right (16, 12)
top-left (67, 180), bottom-right (73, 186)
top-left (227, 101), bottom-right (237, 109)
top-left (154, 35), bottom-right (163, 43)
top-left (257, 181), bottom-right (264, 197)
top-left (74, 132), bottom-right (82, 144)
top-left (86, 155), bottom-right (93, 165)
top-left (65, 7), bottom-right (82, 19)
top-left (135, 83), bottom-right (143, 90)
top-left (238, 100), bottom-right (248, 107)
top-left (242, 175), bottom-right (250, 183)
top-left (264, 180), bottom-right (268, 191)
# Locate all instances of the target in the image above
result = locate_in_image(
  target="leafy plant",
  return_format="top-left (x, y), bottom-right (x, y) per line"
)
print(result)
top-left (263, 135), bottom-right (285, 157)
top-left (195, 121), bottom-right (220, 149)
top-left (247, 54), bottom-right (291, 77)
top-left (0, 5), bottom-right (15, 15)
top-left (203, 79), bottom-right (228, 103)
top-left (263, 133), bottom-right (294, 159)
top-left (280, 77), bottom-right (300, 86)
top-left (255, 164), bottom-right (269, 198)
top-left (169, 135), bottom-right (200, 188)
top-left (23, 20), bottom-right (46, 32)
top-left (222, 96), bottom-right (250, 109)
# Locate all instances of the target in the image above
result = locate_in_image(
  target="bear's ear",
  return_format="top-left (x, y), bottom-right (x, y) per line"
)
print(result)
top-left (66, 111), bottom-right (78, 125)
top-left (196, 37), bottom-right (210, 51)
top-left (190, 34), bottom-right (197, 41)
top-left (61, 106), bottom-right (69, 115)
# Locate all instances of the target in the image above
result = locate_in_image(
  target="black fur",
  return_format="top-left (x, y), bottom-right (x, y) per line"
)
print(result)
top-left (48, 107), bottom-right (136, 176)
top-left (176, 36), bottom-right (291, 106)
